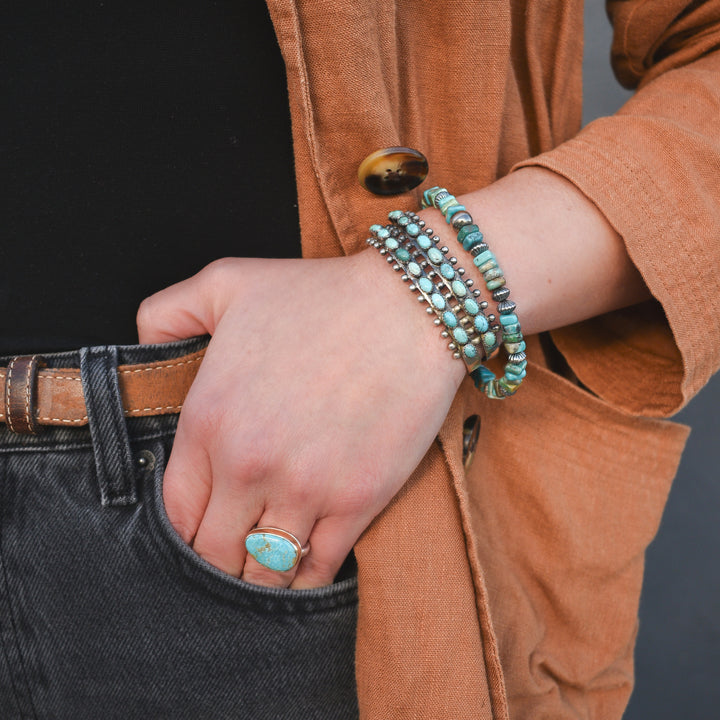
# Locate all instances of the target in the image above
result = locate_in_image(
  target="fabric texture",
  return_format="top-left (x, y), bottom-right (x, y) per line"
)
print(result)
top-left (265, 0), bottom-right (719, 718)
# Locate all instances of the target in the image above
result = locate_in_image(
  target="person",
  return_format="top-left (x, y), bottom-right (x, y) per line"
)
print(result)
top-left (2, 1), bottom-right (719, 718)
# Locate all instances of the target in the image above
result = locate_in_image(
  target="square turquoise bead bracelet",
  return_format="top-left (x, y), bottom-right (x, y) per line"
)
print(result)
top-left (421, 187), bottom-right (527, 398)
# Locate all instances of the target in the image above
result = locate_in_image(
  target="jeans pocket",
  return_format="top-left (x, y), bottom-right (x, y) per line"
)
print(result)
top-left (139, 434), bottom-right (359, 612)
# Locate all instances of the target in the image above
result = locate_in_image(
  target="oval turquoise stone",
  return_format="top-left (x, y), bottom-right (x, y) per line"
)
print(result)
top-left (431, 293), bottom-right (446, 310)
top-left (245, 532), bottom-right (299, 572)
top-left (406, 222), bottom-right (421, 237)
top-left (369, 224), bottom-right (384, 235)
top-left (440, 263), bottom-right (455, 280)
top-left (418, 277), bottom-right (434, 293)
top-left (474, 315), bottom-right (489, 333)
top-left (464, 298), bottom-right (479, 315)
top-left (384, 238), bottom-right (399, 251)
top-left (482, 331), bottom-right (497, 348)
top-left (407, 261), bottom-right (422, 277)
top-left (388, 210), bottom-right (404, 222)
top-left (442, 311), bottom-right (458, 328)
top-left (428, 247), bottom-right (444, 264)
top-left (451, 280), bottom-right (467, 297)
top-left (396, 247), bottom-right (411, 262)
top-left (417, 235), bottom-right (432, 250)
top-left (463, 344), bottom-right (478, 359)
top-left (453, 327), bottom-right (469, 345)
top-left (397, 215), bottom-right (410, 226)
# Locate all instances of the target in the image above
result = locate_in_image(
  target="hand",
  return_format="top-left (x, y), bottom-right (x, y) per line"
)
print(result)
top-left (136, 249), bottom-right (464, 589)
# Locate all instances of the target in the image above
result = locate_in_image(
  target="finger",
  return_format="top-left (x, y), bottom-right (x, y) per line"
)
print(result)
top-left (241, 513), bottom-right (316, 589)
top-left (191, 480), bottom-right (265, 577)
top-left (162, 417), bottom-right (214, 545)
top-left (290, 516), bottom-right (361, 590)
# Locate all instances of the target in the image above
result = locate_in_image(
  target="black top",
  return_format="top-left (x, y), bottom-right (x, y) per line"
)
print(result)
top-left (1, 1), bottom-right (300, 354)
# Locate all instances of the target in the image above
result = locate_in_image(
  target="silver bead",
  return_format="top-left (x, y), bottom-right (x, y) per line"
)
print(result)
top-left (466, 279), bottom-right (474, 287)
top-left (449, 257), bottom-right (458, 265)
top-left (457, 268), bottom-right (465, 275)
top-left (508, 352), bottom-right (526, 364)
top-left (448, 342), bottom-right (457, 350)
top-left (492, 287), bottom-right (510, 302)
top-left (441, 331), bottom-right (449, 338)
top-left (470, 243), bottom-right (489, 257)
top-left (440, 246), bottom-right (449, 254)
top-left (473, 289), bottom-right (482, 297)
top-left (487, 314), bottom-right (495, 323)
top-left (480, 300), bottom-right (489, 309)
top-left (434, 191), bottom-right (450, 203)
top-left (453, 352), bottom-right (461, 360)
top-left (451, 212), bottom-right (473, 229)
top-left (497, 300), bottom-right (516, 314)
top-left (433, 318), bottom-right (441, 325)
top-left (417, 219), bottom-right (425, 228)
top-left (417, 296), bottom-right (426, 302)
top-left (426, 307), bottom-right (434, 314)
top-left (401, 275), bottom-right (409, 281)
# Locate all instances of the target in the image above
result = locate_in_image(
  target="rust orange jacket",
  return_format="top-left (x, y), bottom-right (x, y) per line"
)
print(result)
top-left (266, 1), bottom-right (720, 717)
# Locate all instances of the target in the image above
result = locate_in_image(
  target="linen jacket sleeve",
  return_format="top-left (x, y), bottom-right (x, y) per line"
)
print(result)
top-left (514, 0), bottom-right (720, 417)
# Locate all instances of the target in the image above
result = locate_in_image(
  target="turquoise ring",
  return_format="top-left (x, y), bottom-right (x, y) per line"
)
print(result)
top-left (244, 527), bottom-right (310, 573)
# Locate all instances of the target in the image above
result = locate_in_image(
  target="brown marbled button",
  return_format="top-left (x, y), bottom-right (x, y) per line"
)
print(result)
top-left (358, 147), bottom-right (429, 195)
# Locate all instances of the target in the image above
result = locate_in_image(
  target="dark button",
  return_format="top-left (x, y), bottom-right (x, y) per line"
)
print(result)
top-left (358, 146), bottom-right (429, 196)
top-left (462, 415), bottom-right (481, 471)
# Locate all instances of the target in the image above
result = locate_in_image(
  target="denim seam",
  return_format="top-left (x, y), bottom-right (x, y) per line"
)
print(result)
top-left (0, 456), bottom-right (38, 719)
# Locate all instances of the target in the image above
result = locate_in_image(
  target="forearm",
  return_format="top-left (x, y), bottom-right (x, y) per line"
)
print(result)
top-left (415, 167), bottom-right (650, 338)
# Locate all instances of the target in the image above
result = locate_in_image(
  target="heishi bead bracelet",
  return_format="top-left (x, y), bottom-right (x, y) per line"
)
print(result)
top-left (422, 187), bottom-right (527, 398)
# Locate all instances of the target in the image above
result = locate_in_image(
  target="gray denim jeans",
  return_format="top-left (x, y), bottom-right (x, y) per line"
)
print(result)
top-left (0, 338), bottom-right (358, 720)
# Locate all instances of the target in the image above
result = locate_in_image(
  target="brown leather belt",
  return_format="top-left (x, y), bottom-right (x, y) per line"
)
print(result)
top-left (0, 349), bottom-right (205, 434)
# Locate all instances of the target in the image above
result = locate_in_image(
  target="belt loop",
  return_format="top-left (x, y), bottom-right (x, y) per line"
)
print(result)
top-left (4, 355), bottom-right (46, 434)
top-left (80, 346), bottom-right (137, 506)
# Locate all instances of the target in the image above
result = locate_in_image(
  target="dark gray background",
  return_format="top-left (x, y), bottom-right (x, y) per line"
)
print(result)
top-left (583, 3), bottom-right (720, 716)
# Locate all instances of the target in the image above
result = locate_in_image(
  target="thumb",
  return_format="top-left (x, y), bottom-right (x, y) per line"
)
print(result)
top-left (136, 261), bottom-right (228, 344)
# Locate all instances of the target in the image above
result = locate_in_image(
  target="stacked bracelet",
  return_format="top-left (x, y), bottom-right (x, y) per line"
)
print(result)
top-left (421, 187), bottom-right (527, 398)
top-left (366, 212), bottom-right (496, 374)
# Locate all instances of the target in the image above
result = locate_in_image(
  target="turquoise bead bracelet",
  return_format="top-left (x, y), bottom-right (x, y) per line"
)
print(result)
top-left (421, 187), bottom-right (527, 398)
top-left (367, 213), bottom-right (494, 372)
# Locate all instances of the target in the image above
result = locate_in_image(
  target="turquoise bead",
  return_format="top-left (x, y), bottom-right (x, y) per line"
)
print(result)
top-left (463, 344), bottom-right (478, 359)
top-left (407, 261), bottom-right (422, 277)
top-left (418, 277), bottom-right (434, 293)
top-left (437, 195), bottom-right (458, 213)
top-left (453, 327), bottom-right (469, 345)
top-left (428, 247), bottom-right (444, 264)
top-left (457, 224), bottom-right (480, 242)
top-left (369, 224), bottom-right (384, 235)
top-left (502, 323), bottom-right (520, 335)
top-left (442, 311), bottom-right (458, 328)
top-left (486, 277), bottom-right (506, 290)
top-left (451, 280), bottom-right (467, 297)
top-left (503, 332), bottom-right (523, 343)
top-left (388, 210), bottom-right (404, 222)
top-left (384, 238), bottom-right (399, 251)
top-left (473, 250), bottom-right (494, 267)
top-left (475, 365), bottom-right (496, 385)
top-left (462, 232), bottom-right (484, 251)
top-left (464, 298), bottom-right (479, 315)
top-left (499, 313), bottom-right (519, 326)
top-left (440, 263), bottom-right (455, 280)
top-left (245, 532), bottom-right (299, 572)
top-left (417, 235), bottom-right (432, 250)
top-left (445, 204), bottom-right (467, 219)
top-left (505, 367), bottom-right (527, 380)
top-left (475, 259), bottom-right (497, 274)
top-left (483, 267), bottom-right (504, 282)
top-left (396, 247), bottom-right (411, 262)
top-left (431, 293), bottom-right (446, 310)
top-left (474, 315), bottom-right (489, 333)
top-left (406, 222), bottom-right (421, 237)
top-left (506, 340), bottom-right (526, 354)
